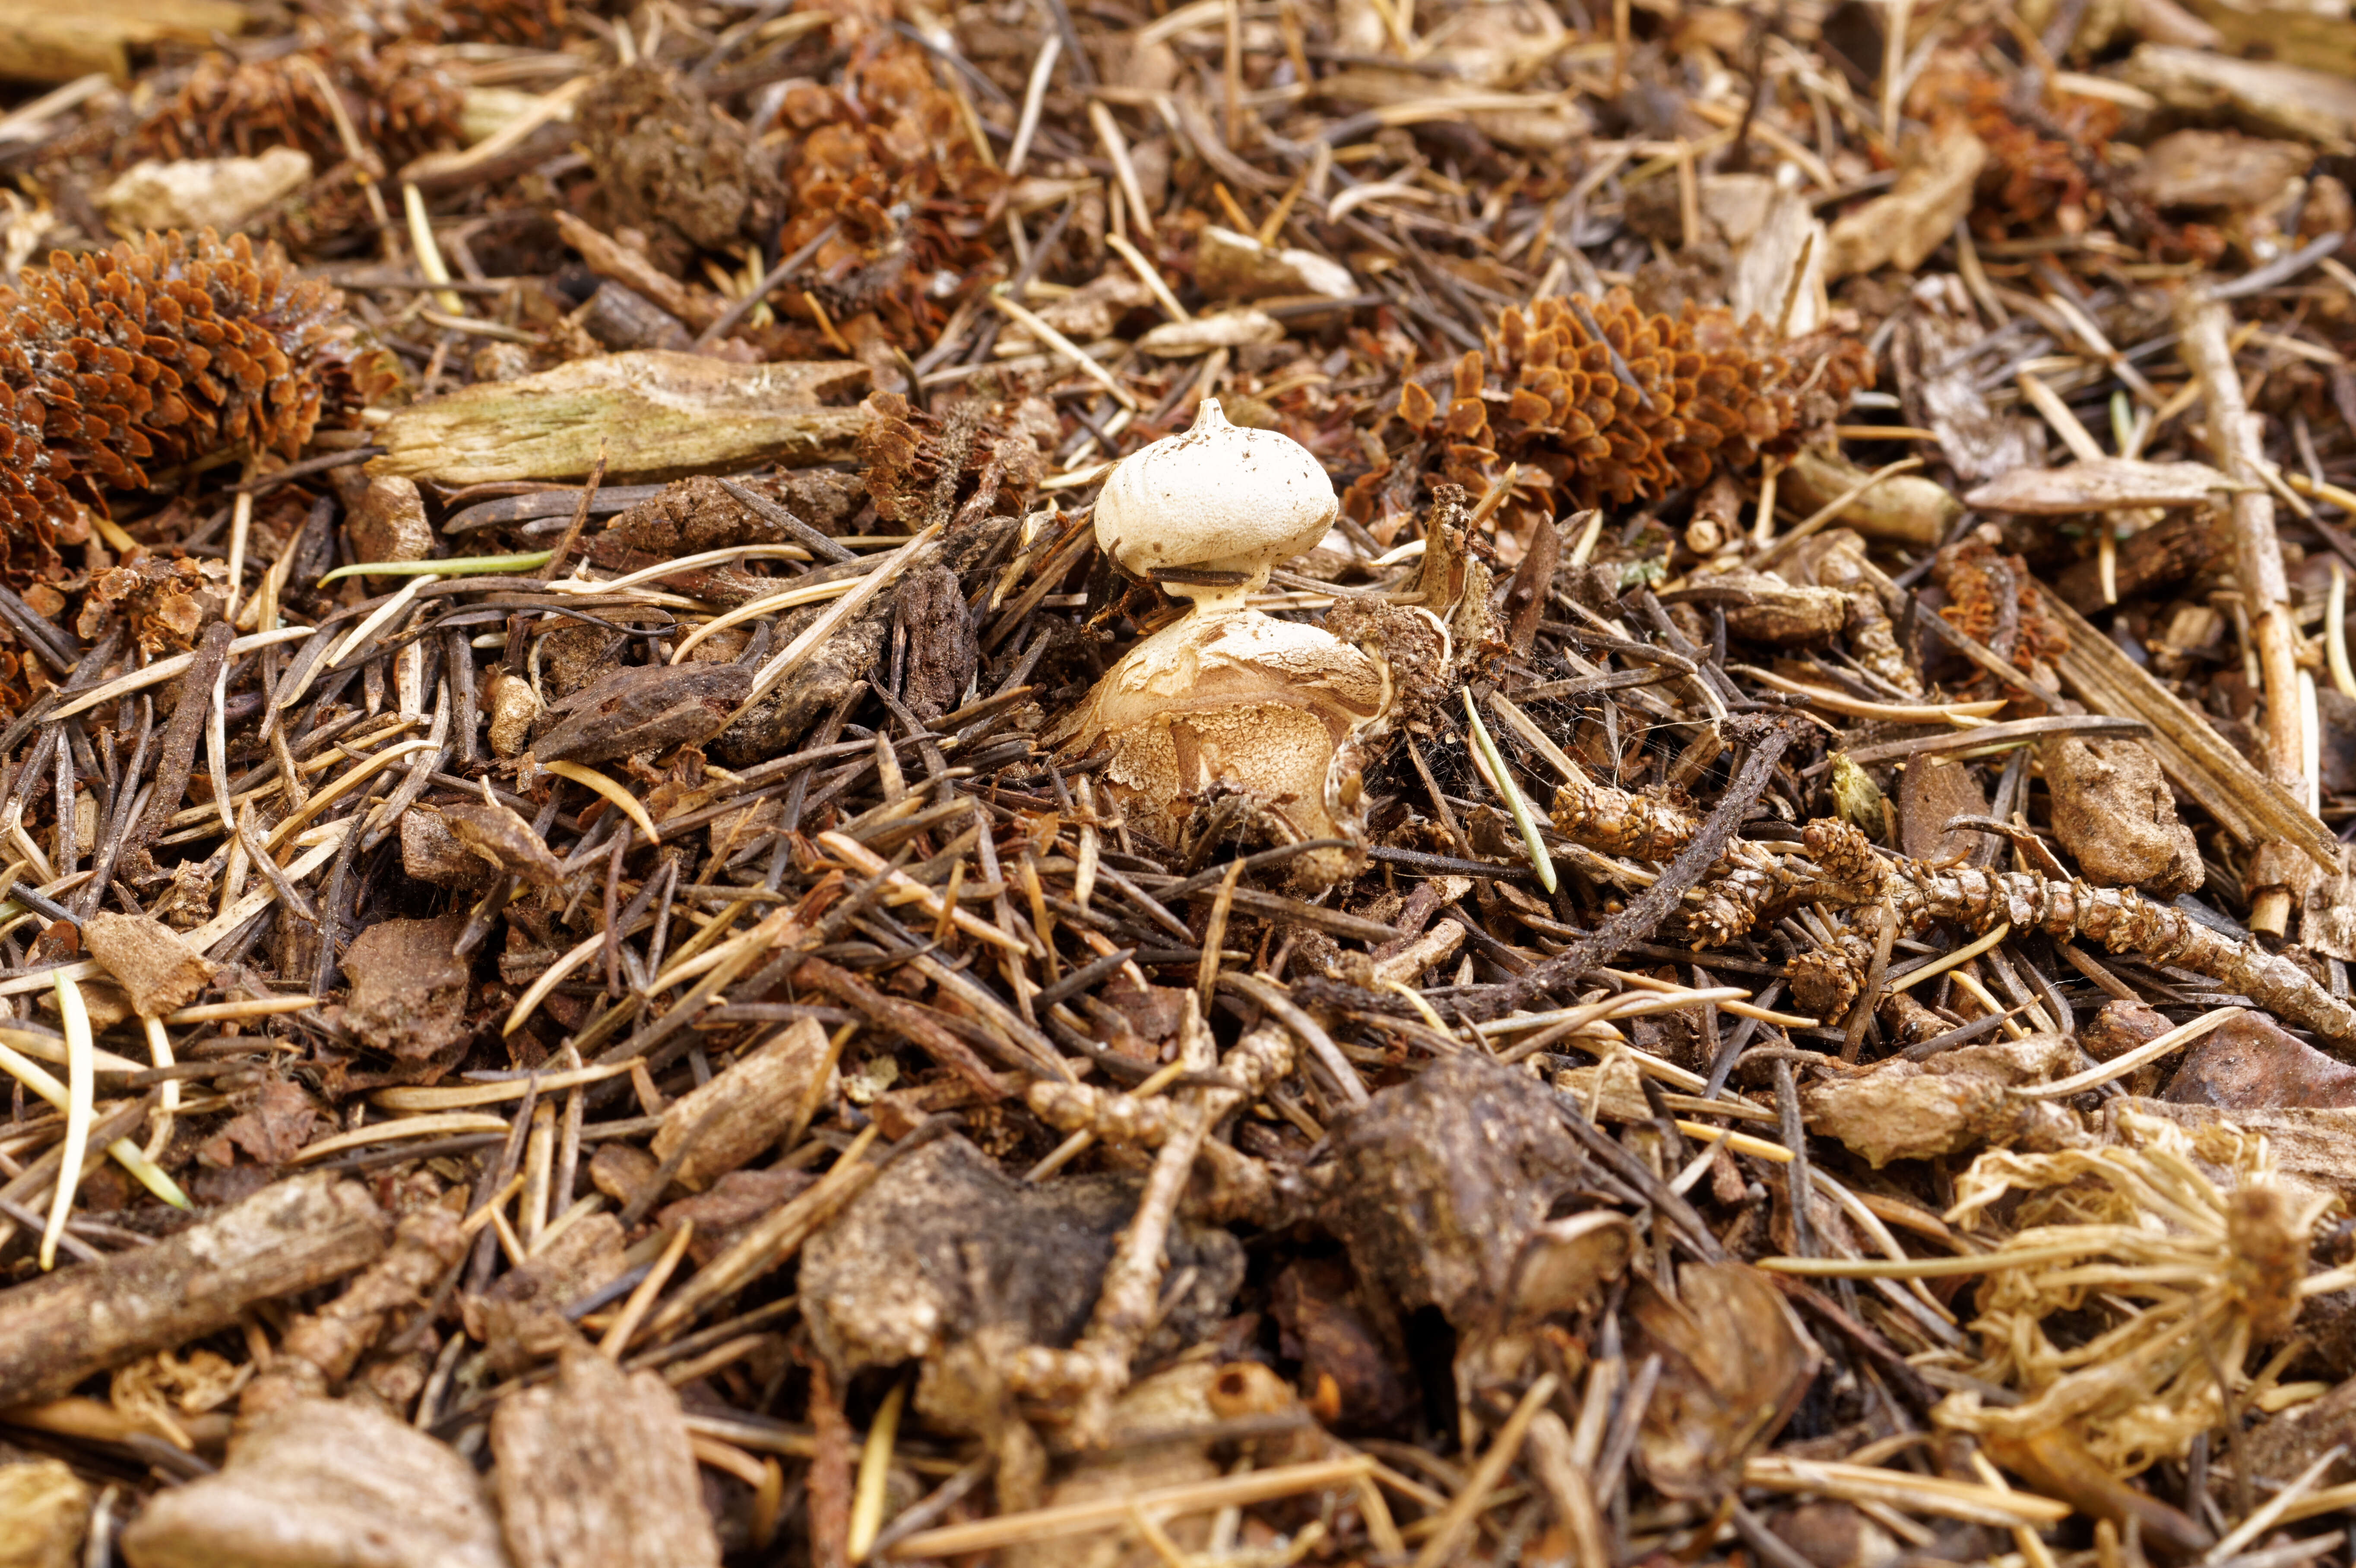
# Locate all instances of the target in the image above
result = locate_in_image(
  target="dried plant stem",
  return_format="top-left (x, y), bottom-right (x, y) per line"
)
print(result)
top-left (0, 1174), bottom-right (388, 1408)
top-left (2179, 292), bottom-right (2310, 933)
top-left (879, 1457), bottom-right (1374, 1559)
top-left (1412, 1372), bottom-right (1559, 1568)
top-left (1012, 1012), bottom-right (1293, 1441)
top-left (37, 973), bottom-right (92, 1272)
top-left (241, 1206), bottom-right (468, 1417)
top-left (1799, 819), bottom-right (2356, 1045)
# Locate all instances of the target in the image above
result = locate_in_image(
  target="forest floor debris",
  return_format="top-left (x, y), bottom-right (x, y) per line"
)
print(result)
top-left (3, 0), bottom-right (2356, 1564)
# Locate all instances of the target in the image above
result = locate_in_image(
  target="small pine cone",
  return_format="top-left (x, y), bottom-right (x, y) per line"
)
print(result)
top-left (419, 0), bottom-right (570, 45)
top-left (1549, 775), bottom-right (1697, 861)
top-left (132, 41), bottom-right (462, 167)
top-left (1386, 288), bottom-right (1874, 518)
top-left (0, 382), bottom-right (68, 582)
top-left (1678, 867), bottom-right (1779, 948)
top-left (1802, 817), bottom-right (1884, 890)
top-left (0, 231), bottom-right (388, 581)
top-left (1785, 936), bottom-right (1873, 1022)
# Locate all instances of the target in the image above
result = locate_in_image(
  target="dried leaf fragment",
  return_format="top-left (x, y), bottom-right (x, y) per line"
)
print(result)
top-left (490, 1349), bottom-right (722, 1568)
top-left (431, 798), bottom-right (564, 887)
top-left (2041, 734), bottom-right (2204, 898)
top-left (96, 148), bottom-right (314, 237)
top-left (1802, 1035), bottom-right (2091, 1167)
top-left (1826, 123), bottom-right (1988, 277)
top-left (1135, 309), bottom-right (1286, 357)
top-left (1964, 458), bottom-right (2232, 514)
top-left (119, 1397), bottom-right (507, 1568)
top-left (337, 913), bottom-right (470, 1062)
top-left (0, 1458), bottom-right (89, 1568)
top-left (81, 912), bottom-right (216, 1019)
top-left (1633, 1262), bottom-right (1818, 1500)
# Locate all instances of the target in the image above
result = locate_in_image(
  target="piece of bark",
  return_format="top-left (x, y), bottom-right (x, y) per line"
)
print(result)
top-left (529, 663), bottom-right (752, 766)
top-left (2126, 1098), bottom-right (2356, 1213)
top-left (1780, 448), bottom-right (1960, 549)
top-left (1825, 123), bottom-right (1986, 277)
top-left (401, 809), bottom-right (497, 889)
top-left (1965, 457), bottom-right (2232, 514)
top-left (1894, 299), bottom-right (2043, 486)
top-left (2053, 506), bottom-right (2229, 613)
top-left (1897, 754), bottom-right (1994, 867)
top-left (486, 668), bottom-right (539, 759)
top-left (651, 1016), bottom-right (836, 1191)
top-left (2041, 734), bottom-right (2204, 897)
top-left (242, 1206), bottom-right (469, 1419)
top-left (0, 1174), bottom-right (387, 1409)
top-left (345, 476), bottom-right (433, 575)
top-left (338, 914), bottom-right (471, 1062)
top-left (369, 352), bottom-right (868, 485)
top-left (80, 911), bottom-right (215, 1018)
top-left (2162, 1010), bottom-right (2356, 1109)
top-left (578, 281), bottom-right (692, 353)
top-left (490, 1348), bottom-right (721, 1568)
top-left (118, 1397), bottom-right (506, 1568)
top-left (2080, 999), bottom-right (2173, 1062)
top-left (2129, 130), bottom-right (2312, 211)
top-left (431, 800), bottom-right (565, 887)
top-left (2121, 43), bottom-right (2356, 145)
top-left (892, 562), bottom-right (977, 723)
top-left (0, 1458), bottom-right (88, 1568)
top-left (605, 471), bottom-right (863, 555)
top-left (124, 619), bottom-right (235, 884)
top-left (1667, 571), bottom-right (1848, 647)
top-left (589, 1143), bottom-right (661, 1210)
top-left (0, 0), bottom-right (244, 83)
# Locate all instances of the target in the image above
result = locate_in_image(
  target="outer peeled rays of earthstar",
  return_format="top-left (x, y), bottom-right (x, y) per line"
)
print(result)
top-left (1050, 398), bottom-right (1430, 888)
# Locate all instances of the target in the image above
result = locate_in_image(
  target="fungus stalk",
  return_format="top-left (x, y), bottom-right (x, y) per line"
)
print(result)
top-left (1049, 398), bottom-right (1439, 888)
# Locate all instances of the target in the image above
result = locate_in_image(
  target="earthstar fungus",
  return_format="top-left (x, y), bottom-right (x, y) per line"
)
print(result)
top-left (1050, 399), bottom-right (1439, 888)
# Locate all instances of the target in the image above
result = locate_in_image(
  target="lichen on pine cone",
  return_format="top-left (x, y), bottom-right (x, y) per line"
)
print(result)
top-left (0, 229), bottom-right (388, 582)
top-left (1345, 287), bottom-right (1872, 528)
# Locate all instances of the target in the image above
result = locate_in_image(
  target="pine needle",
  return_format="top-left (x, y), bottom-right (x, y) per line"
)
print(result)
top-left (41, 971), bottom-right (93, 1270)
top-left (543, 760), bottom-right (661, 847)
